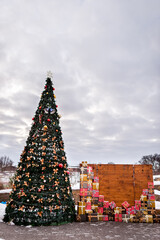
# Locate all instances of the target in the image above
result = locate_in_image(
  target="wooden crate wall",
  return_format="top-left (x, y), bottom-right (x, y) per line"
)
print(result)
top-left (88, 164), bottom-right (153, 206)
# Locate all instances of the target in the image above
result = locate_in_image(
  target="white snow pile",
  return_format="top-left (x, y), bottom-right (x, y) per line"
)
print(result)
top-left (0, 203), bottom-right (6, 222)
top-left (0, 189), bottom-right (12, 194)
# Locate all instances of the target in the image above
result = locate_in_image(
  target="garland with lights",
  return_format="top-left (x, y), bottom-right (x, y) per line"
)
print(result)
top-left (3, 72), bottom-right (75, 226)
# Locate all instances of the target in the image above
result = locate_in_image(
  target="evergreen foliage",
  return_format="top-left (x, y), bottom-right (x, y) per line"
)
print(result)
top-left (3, 75), bottom-right (75, 225)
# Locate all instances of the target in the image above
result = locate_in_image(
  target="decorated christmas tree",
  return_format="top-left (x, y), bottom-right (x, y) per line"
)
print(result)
top-left (3, 72), bottom-right (75, 226)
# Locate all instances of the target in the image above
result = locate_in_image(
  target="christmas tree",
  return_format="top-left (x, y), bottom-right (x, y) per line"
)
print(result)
top-left (3, 72), bottom-right (75, 226)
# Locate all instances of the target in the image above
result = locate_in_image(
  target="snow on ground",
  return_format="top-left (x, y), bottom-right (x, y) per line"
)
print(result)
top-left (154, 181), bottom-right (160, 185)
top-left (155, 201), bottom-right (160, 209)
top-left (0, 189), bottom-right (12, 194)
top-left (154, 189), bottom-right (160, 195)
top-left (0, 203), bottom-right (6, 222)
top-left (153, 175), bottom-right (160, 179)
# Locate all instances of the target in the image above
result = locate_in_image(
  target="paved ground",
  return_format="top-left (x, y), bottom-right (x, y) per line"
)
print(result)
top-left (0, 221), bottom-right (160, 240)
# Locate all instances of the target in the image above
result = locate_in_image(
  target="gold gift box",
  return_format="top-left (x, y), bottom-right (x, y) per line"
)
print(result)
top-left (145, 215), bottom-right (153, 223)
top-left (140, 195), bottom-right (147, 201)
top-left (80, 174), bottom-right (87, 182)
top-left (91, 204), bottom-right (98, 212)
top-left (78, 201), bottom-right (86, 215)
top-left (97, 214), bottom-right (103, 221)
top-left (82, 161), bottom-right (87, 167)
top-left (93, 182), bottom-right (99, 190)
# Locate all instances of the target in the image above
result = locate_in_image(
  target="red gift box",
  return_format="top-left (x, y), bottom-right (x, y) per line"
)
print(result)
top-left (104, 201), bottom-right (109, 208)
top-left (103, 215), bottom-right (108, 221)
top-left (135, 200), bottom-right (141, 207)
top-left (99, 195), bottom-right (104, 202)
top-left (92, 190), bottom-right (99, 197)
top-left (130, 206), bottom-right (136, 214)
top-left (148, 194), bottom-right (155, 200)
top-left (126, 207), bottom-right (131, 214)
top-left (148, 182), bottom-right (154, 189)
top-left (142, 189), bottom-right (148, 196)
top-left (122, 201), bottom-right (130, 209)
top-left (86, 202), bottom-right (92, 210)
top-left (98, 207), bottom-right (103, 214)
top-left (119, 214), bottom-right (122, 222)
top-left (115, 213), bottom-right (119, 222)
top-left (87, 166), bottom-right (93, 174)
top-left (135, 205), bottom-right (140, 211)
top-left (80, 188), bottom-right (87, 196)
top-left (109, 201), bottom-right (116, 209)
top-left (94, 177), bottom-right (99, 183)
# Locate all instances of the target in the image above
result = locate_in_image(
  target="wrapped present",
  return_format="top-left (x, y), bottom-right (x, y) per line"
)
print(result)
top-left (80, 188), bottom-right (87, 196)
top-left (87, 172), bottom-right (94, 180)
top-left (80, 166), bottom-right (87, 174)
top-left (115, 213), bottom-right (119, 222)
top-left (131, 206), bottom-right (136, 215)
top-left (78, 202), bottom-right (85, 214)
top-left (119, 214), bottom-right (122, 222)
top-left (129, 214), bottom-right (136, 223)
top-left (148, 194), bottom-right (155, 201)
top-left (141, 201), bottom-right (148, 208)
top-left (122, 214), bottom-right (130, 223)
top-left (82, 161), bottom-right (87, 167)
top-left (81, 181), bottom-right (88, 189)
top-left (135, 200), bottom-right (141, 208)
top-left (142, 189), bottom-right (148, 196)
top-left (140, 195), bottom-right (147, 201)
top-left (147, 200), bottom-right (155, 208)
top-left (85, 209), bottom-right (92, 214)
top-left (94, 177), bottom-right (99, 183)
top-left (145, 215), bottom-right (153, 223)
top-left (80, 196), bottom-right (87, 202)
top-left (109, 201), bottom-right (116, 209)
top-left (148, 182), bottom-right (154, 189)
top-left (135, 205), bottom-right (140, 211)
top-left (87, 179), bottom-right (93, 187)
top-left (92, 190), bottom-right (99, 197)
top-left (122, 201), bottom-right (130, 209)
top-left (91, 204), bottom-right (98, 212)
top-left (126, 208), bottom-right (131, 215)
top-left (141, 209), bottom-right (148, 215)
top-left (98, 207), bottom-right (103, 214)
top-left (86, 202), bottom-right (91, 210)
top-left (114, 207), bottom-right (120, 214)
top-left (108, 214), bottom-right (114, 221)
top-left (99, 195), bottom-right (104, 202)
top-left (97, 214), bottom-right (103, 221)
top-left (103, 215), bottom-right (108, 221)
top-left (93, 182), bottom-right (99, 190)
top-left (77, 214), bottom-right (87, 222)
top-left (86, 196), bottom-right (92, 203)
top-left (148, 188), bottom-right (154, 194)
top-left (88, 213), bottom-right (98, 222)
top-left (104, 201), bottom-right (109, 208)
top-left (98, 202), bottom-right (103, 207)
top-left (153, 215), bottom-right (160, 223)
top-left (80, 174), bottom-right (87, 182)
top-left (87, 166), bottom-right (93, 174)
top-left (92, 197), bottom-right (99, 204)
top-left (104, 208), bottom-right (112, 215)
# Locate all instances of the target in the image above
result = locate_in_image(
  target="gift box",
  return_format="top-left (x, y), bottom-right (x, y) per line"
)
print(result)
top-left (94, 177), bottom-right (99, 183)
top-left (99, 195), bottom-right (104, 202)
top-left (114, 207), bottom-right (120, 214)
top-left (97, 214), bottom-right (103, 221)
top-left (93, 182), bottom-right (99, 190)
top-left (80, 196), bottom-right (87, 202)
top-left (87, 172), bottom-right (94, 180)
top-left (103, 215), bottom-right (108, 221)
top-left (78, 202), bottom-right (86, 214)
top-left (142, 189), bottom-right (148, 196)
top-left (122, 214), bottom-right (130, 223)
top-left (98, 207), bottom-right (103, 214)
top-left (87, 166), bottom-right (93, 174)
top-left (86, 202), bottom-right (92, 210)
top-left (92, 190), bottom-right (99, 197)
top-left (148, 182), bottom-right (154, 189)
top-left (80, 174), bottom-right (87, 182)
top-left (135, 205), bottom-right (140, 211)
top-left (98, 202), bottom-right (103, 207)
top-left (92, 197), bottom-right (99, 204)
top-left (82, 161), bottom-right (87, 167)
top-left (80, 188), bottom-right (87, 196)
top-left (126, 208), bottom-right (131, 215)
top-left (147, 200), bottom-right (155, 208)
top-left (148, 188), bottom-right (154, 194)
top-left (87, 190), bottom-right (92, 196)
top-left (109, 201), bottom-right (116, 209)
top-left (85, 209), bottom-right (92, 214)
top-left (140, 195), bottom-right (147, 201)
top-left (87, 179), bottom-right (93, 187)
top-left (80, 166), bottom-right (87, 174)
top-left (81, 181), bottom-right (88, 189)
top-left (119, 214), bottom-right (122, 222)
top-left (104, 201), bottom-right (109, 208)
top-left (148, 194), bottom-right (155, 201)
top-left (91, 204), bottom-right (98, 212)
top-left (88, 213), bottom-right (98, 222)
top-left (145, 215), bottom-right (153, 223)
top-left (77, 214), bottom-right (87, 222)
top-left (131, 206), bottom-right (136, 215)
top-left (129, 214), bottom-right (136, 223)
top-left (135, 200), bottom-right (141, 208)
top-left (108, 214), bottom-right (114, 221)
top-left (115, 213), bottom-right (119, 222)
top-left (141, 201), bottom-right (148, 208)
top-left (122, 201), bottom-right (130, 209)
top-left (153, 215), bottom-right (160, 223)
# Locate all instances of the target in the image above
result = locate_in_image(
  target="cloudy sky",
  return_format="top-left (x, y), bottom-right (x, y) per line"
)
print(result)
top-left (0, 0), bottom-right (159, 166)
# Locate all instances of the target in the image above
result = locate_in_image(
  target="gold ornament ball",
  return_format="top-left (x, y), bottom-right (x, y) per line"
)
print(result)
top-left (44, 125), bottom-right (48, 131)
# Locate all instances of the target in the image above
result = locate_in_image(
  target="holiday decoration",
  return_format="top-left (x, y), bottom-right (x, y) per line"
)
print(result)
top-left (3, 73), bottom-right (75, 226)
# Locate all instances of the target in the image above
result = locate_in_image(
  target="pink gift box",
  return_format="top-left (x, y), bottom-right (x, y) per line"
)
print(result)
top-left (80, 188), bottom-right (87, 196)
top-left (122, 201), bottom-right (130, 209)
top-left (92, 190), bottom-right (99, 197)
top-left (86, 202), bottom-right (92, 210)
top-left (148, 182), bottom-right (154, 189)
top-left (142, 189), bottom-right (148, 196)
top-left (109, 201), bottom-right (116, 209)
top-left (135, 205), bottom-right (140, 211)
top-left (94, 177), bottom-right (99, 183)
top-left (119, 214), bottom-right (122, 222)
top-left (135, 200), bottom-right (141, 207)
top-left (115, 213), bottom-right (119, 222)
top-left (99, 195), bottom-right (104, 202)
top-left (98, 207), bottom-right (103, 214)
top-left (103, 215), bottom-right (108, 221)
top-left (104, 201), bottom-right (109, 208)
top-left (126, 207), bottom-right (131, 214)
top-left (87, 166), bottom-right (93, 174)
top-left (130, 206), bottom-right (136, 214)
top-left (148, 194), bottom-right (155, 200)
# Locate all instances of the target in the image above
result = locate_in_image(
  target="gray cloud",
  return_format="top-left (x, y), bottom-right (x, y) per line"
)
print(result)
top-left (0, 0), bottom-right (159, 166)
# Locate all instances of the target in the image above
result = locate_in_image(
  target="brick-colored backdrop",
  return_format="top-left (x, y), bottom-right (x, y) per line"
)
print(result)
top-left (88, 164), bottom-right (153, 206)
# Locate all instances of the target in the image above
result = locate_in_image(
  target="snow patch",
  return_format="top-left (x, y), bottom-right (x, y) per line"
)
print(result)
top-left (0, 189), bottom-right (12, 193)
top-left (154, 189), bottom-right (160, 195)
top-left (154, 181), bottom-right (160, 185)
top-left (0, 203), bottom-right (6, 222)
top-left (155, 201), bottom-right (160, 209)
top-left (153, 175), bottom-right (160, 179)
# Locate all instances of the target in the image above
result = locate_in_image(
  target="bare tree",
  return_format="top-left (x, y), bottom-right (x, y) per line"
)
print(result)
top-left (0, 156), bottom-right (14, 170)
top-left (138, 154), bottom-right (160, 174)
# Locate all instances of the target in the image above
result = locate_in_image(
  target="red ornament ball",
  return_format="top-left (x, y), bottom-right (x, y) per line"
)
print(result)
top-left (39, 106), bottom-right (42, 109)
top-left (47, 118), bottom-right (51, 122)
top-left (45, 85), bottom-right (47, 89)
top-left (56, 105), bottom-right (58, 108)
top-left (38, 189), bottom-right (41, 192)
top-left (32, 117), bottom-right (35, 120)
top-left (53, 87), bottom-right (55, 90)
top-left (66, 171), bottom-right (70, 175)
top-left (58, 163), bottom-right (63, 168)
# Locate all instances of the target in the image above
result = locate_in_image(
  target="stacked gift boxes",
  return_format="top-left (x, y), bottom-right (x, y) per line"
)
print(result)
top-left (77, 162), bottom-right (159, 223)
